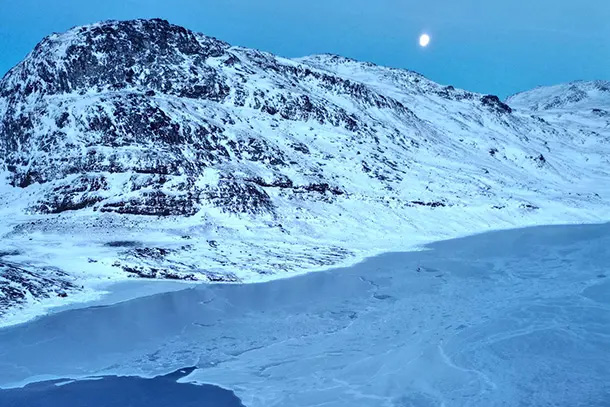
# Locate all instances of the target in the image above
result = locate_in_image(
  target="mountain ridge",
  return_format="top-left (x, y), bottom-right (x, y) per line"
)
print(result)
top-left (507, 80), bottom-right (610, 112)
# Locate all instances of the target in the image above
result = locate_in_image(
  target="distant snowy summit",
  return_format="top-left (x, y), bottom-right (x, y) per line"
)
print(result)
top-left (0, 19), bottom-right (608, 327)
top-left (508, 80), bottom-right (610, 112)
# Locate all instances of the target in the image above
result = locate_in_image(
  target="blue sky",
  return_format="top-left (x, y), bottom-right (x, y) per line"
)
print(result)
top-left (1, 0), bottom-right (608, 98)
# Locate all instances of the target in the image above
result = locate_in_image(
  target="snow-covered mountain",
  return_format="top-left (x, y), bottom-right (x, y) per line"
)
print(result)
top-left (0, 19), bottom-right (608, 326)
top-left (507, 80), bottom-right (610, 112)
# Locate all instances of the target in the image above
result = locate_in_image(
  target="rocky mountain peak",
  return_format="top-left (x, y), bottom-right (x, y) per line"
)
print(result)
top-left (0, 19), bottom-right (607, 221)
top-left (1, 19), bottom-right (229, 100)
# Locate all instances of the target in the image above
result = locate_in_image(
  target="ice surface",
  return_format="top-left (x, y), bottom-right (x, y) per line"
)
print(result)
top-left (0, 223), bottom-right (608, 406)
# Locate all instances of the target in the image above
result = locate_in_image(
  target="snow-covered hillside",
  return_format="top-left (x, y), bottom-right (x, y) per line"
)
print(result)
top-left (0, 19), bottom-right (608, 327)
top-left (507, 80), bottom-right (610, 112)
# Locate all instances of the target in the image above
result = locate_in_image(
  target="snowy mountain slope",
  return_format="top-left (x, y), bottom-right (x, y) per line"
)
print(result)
top-left (0, 19), bottom-right (609, 327)
top-left (507, 80), bottom-right (610, 112)
top-left (507, 81), bottom-right (610, 160)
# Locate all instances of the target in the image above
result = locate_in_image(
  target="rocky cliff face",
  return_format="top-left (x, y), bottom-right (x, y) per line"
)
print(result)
top-left (0, 19), bottom-right (609, 326)
top-left (0, 19), bottom-right (418, 217)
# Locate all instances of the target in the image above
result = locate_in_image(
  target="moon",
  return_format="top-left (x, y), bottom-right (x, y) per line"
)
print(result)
top-left (419, 34), bottom-right (431, 47)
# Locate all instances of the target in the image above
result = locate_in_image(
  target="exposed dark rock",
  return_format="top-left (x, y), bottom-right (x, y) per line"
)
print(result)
top-left (34, 175), bottom-right (108, 213)
top-left (481, 95), bottom-right (512, 114)
top-left (296, 183), bottom-right (344, 196)
top-left (591, 108), bottom-right (607, 117)
top-left (290, 142), bottom-right (310, 154)
top-left (0, 261), bottom-right (76, 317)
top-left (411, 201), bottom-right (446, 208)
top-left (120, 264), bottom-right (198, 281)
top-left (203, 179), bottom-right (275, 215)
top-left (100, 191), bottom-right (200, 216)
top-left (247, 176), bottom-right (294, 189)
top-left (533, 154), bottom-right (546, 167)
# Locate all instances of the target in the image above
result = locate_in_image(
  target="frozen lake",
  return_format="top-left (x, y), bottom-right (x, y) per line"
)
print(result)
top-left (0, 223), bottom-right (609, 406)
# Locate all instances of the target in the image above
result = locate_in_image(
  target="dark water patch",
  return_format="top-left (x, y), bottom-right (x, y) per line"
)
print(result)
top-left (0, 367), bottom-right (245, 407)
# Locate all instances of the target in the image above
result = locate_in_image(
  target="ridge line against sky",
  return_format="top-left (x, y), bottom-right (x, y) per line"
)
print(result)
top-left (1, 0), bottom-right (609, 98)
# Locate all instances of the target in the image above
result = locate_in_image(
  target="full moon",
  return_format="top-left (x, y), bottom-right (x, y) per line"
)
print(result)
top-left (419, 34), bottom-right (430, 47)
